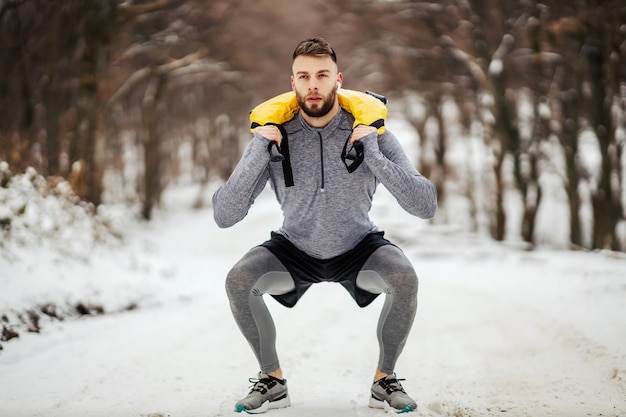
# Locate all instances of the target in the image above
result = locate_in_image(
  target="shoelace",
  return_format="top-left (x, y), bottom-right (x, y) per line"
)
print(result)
top-left (378, 377), bottom-right (407, 395)
top-left (248, 376), bottom-right (278, 394)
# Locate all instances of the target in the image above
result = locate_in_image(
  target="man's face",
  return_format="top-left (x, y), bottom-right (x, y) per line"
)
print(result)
top-left (291, 55), bottom-right (342, 118)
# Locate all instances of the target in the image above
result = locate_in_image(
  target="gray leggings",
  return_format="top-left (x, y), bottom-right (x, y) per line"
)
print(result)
top-left (224, 245), bottom-right (418, 374)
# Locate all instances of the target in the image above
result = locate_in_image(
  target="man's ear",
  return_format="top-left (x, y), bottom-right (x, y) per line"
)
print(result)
top-left (336, 72), bottom-right (343, 90)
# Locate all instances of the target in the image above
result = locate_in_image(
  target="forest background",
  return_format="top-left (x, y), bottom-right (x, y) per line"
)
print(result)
top-left (1, 0), bottom-right (625, 252)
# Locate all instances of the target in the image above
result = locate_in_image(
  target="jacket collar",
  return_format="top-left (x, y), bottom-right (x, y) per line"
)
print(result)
top-left (298, 108), bottom-right (353, 136)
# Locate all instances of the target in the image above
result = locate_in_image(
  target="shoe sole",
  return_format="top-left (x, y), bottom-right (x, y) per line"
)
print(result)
top-left (369, 397), bottom-right (416, 414)
top-left (236, 394), bottom-right (291, 414)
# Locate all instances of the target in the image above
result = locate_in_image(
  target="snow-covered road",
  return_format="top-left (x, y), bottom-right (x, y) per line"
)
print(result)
top-left (1, 187), bottom-right (625, 417)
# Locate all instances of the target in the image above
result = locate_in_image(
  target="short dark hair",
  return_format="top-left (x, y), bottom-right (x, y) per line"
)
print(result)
top-left (292, 37), bottom-right (337, 63)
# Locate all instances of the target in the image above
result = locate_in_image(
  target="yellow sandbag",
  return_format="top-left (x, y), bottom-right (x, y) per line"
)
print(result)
top-left (250, 89), bottom-right (387, 134)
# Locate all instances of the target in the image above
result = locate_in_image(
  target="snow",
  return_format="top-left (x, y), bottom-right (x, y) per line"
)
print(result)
top-left (1, 183), bottom-right (625, 417)
top-left (1, 132), bottom-right (626, 417)
top-left (488, 59), bottom-right (503, 77)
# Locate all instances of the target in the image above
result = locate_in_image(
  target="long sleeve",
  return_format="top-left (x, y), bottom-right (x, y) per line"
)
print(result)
top-left (212, 134), bottom-right (272, 228)
top-left (361, 131), bottom-right (437, 219)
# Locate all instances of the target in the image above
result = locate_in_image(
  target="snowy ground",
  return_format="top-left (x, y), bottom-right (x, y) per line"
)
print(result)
top-left (1, 181), bottom-right (626, 417)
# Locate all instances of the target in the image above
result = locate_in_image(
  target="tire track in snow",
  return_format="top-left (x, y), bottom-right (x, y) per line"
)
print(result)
top-left (410, 274), bottom-right (626, 417)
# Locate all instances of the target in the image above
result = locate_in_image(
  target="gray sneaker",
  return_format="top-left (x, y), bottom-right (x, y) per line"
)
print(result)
top-left (235, 372), bottom-right (290, 414)
top-left (369, 373), bottom-right (417, 413)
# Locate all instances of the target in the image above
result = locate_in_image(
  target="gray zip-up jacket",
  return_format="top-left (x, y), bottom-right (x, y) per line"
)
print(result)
top-left (212, 109), bottom-right (437, 259)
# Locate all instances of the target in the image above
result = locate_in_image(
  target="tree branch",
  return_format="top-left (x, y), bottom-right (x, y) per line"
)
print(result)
top-left (440, 35), bottom-right (489, 90)
top-left (118, 0), bottom-right (180, 18)
top-left (107, 50), bottom-right (206, 107)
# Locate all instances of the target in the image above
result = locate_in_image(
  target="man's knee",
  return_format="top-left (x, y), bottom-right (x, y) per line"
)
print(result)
top-left (225, 247), bottom-right (267, 298)
top-left (225, 247), bottom-right (288, 299)
top-left (368, 245), bottom-right (418, 295)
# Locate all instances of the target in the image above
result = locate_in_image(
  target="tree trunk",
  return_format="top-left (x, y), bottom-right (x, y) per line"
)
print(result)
top-left (141, 74), bottom-right (163, 220)
top-left (492, 159), bottom-right (506, 241)
top-left (490, 81), bottom-right (516, 241)
top-left (560, 87), bottom-right (583, 247)
top-left (70, 36), bottom-right (102, 205)
top-left (584, 9), bottom-right (623, 250)
top-left (67, 1), bottom-right (119, 205)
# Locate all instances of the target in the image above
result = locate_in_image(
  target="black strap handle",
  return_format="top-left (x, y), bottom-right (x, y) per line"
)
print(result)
top-left (341, 136), bottom-right (364, 173)
top-left (266, 123), bottom-right (293, 187)
top-left (268, 142), bottom-right (284, 162)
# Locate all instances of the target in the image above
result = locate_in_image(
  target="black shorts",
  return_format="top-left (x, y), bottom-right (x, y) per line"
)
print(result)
top-left (260, 231), bottom-right (395, 308)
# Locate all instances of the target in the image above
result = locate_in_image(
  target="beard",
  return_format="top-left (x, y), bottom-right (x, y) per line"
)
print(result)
top-left (296, 86), bottom-right (338, 118)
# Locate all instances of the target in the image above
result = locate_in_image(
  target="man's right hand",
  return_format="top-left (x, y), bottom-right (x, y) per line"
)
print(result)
top-left (255, 125), bottom-right (283, 147)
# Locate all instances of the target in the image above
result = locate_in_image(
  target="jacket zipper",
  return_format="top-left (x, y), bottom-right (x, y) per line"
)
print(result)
top-left (318, 132), bottom-right (325, 191)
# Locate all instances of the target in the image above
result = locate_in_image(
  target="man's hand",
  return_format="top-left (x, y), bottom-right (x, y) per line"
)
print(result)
top-left (350, 125), bottom-right (377, 144)
top-left (255, 125), bottom-right (283, 146)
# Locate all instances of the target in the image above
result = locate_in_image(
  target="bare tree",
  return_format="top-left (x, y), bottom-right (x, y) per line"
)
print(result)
top-left (545, 0), bottom-right (625, 250)
top-left (0, 0), bottom-right (185, 205)
top-left (581, 1), bottom-right (625, 250)
top-left (2, 0), bottom-right (624, 250)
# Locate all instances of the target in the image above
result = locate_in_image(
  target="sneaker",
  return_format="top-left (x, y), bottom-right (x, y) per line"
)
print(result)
top-left (234, 372), bottom-right (290, 414)
top-left (369, 373), bottom-right (417, 413)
